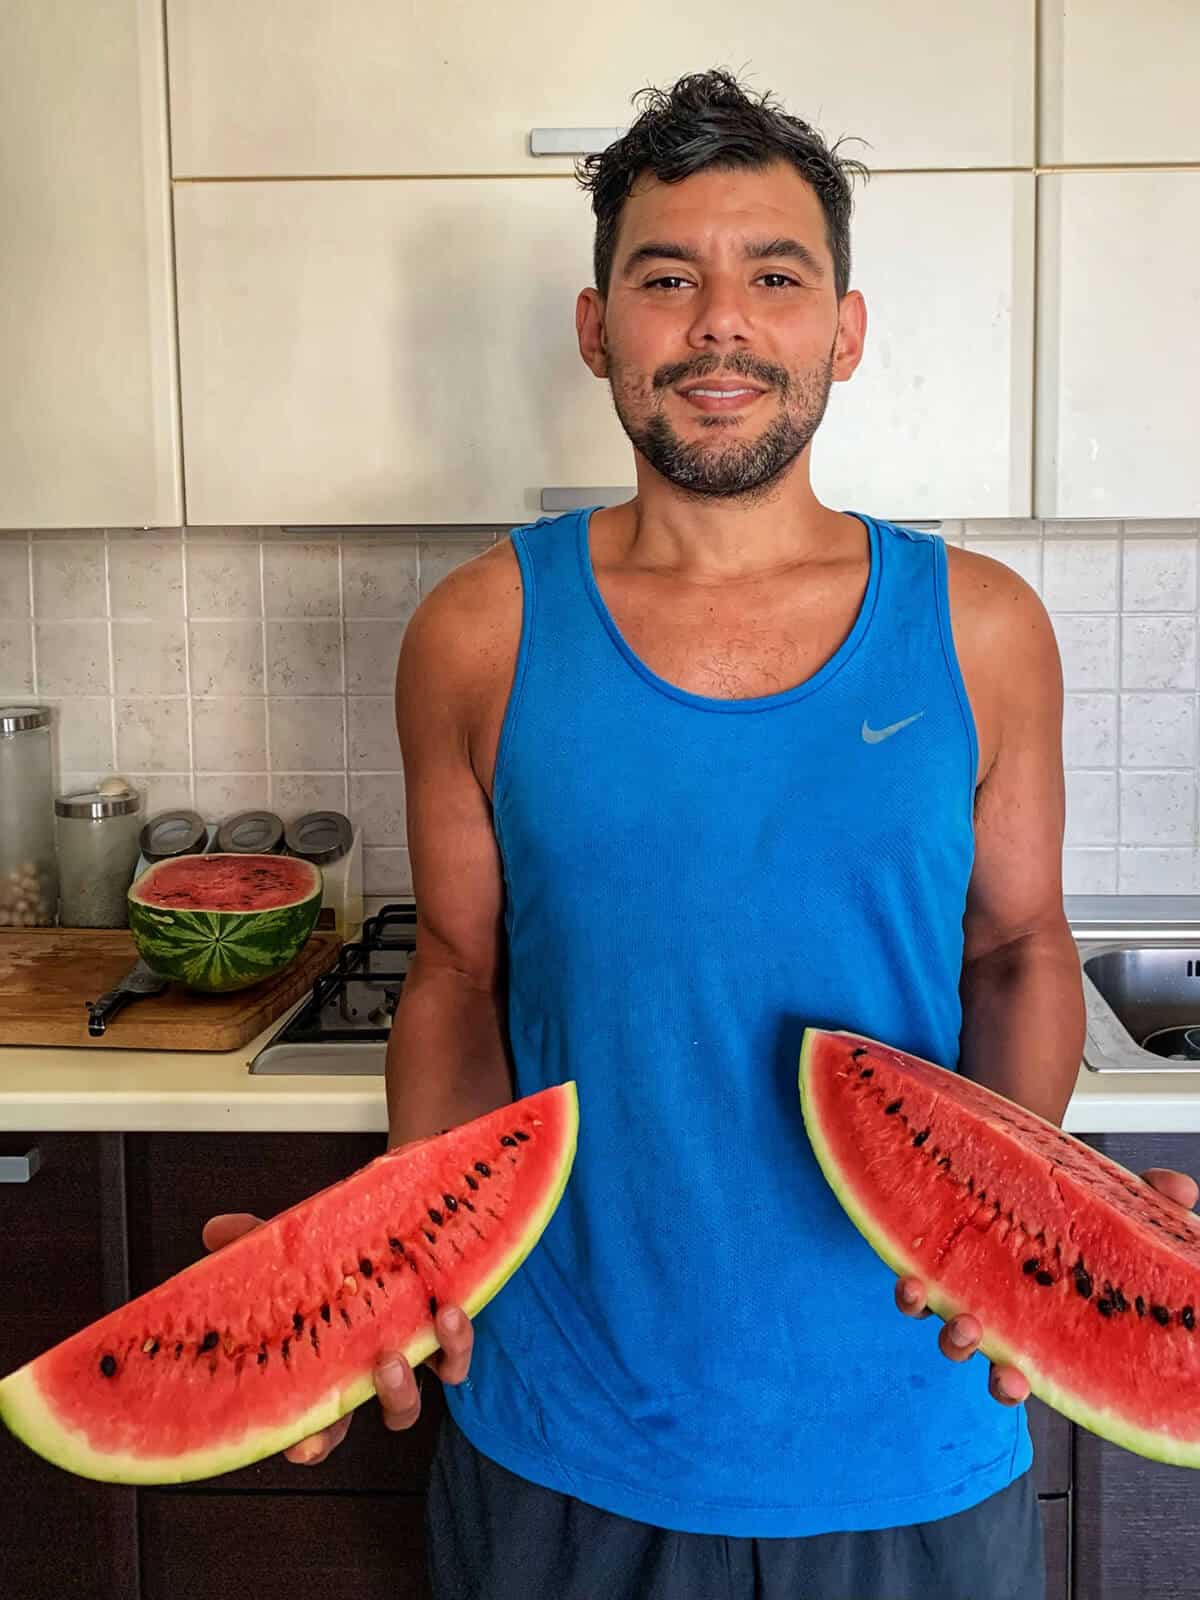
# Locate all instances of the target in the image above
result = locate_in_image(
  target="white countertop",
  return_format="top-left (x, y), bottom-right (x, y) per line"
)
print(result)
top-left (3, 897), bottom-right (1200, 1137)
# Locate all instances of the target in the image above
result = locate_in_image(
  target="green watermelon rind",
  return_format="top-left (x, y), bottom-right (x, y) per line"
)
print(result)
top-left (127, 858), bottom-right (323, 993)
top-left (798, 1028), bottom-right (1200, 1472)
top-left (0, 1083), bottom-right (579, 1486)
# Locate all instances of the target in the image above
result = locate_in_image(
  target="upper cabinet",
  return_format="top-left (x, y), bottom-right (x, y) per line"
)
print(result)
top-left (1035, 171), bottom-right (1200, 520)
top-left (0, 0), bottom-right (182, 530)
top-left (1040, 0), bottom-right (1200, 164)
top-left (166, 0), bottom-right (1034, 178)
top-left (174, 171), bottom-right (1033, 526)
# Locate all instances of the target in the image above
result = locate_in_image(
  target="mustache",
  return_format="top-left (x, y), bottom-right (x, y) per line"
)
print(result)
top-left (652, 355), bottom-right (789, 393)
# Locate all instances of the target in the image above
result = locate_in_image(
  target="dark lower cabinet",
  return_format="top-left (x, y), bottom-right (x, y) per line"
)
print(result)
top-left (1029, 1397), bottom-right (1072, 1497)
top-left (1040, 1497), bottom-right (1070, 1600)
top-left (139, 1492), bottom-right (432, 1599)
top-left (0, 1132), bottom-right (139, 1600)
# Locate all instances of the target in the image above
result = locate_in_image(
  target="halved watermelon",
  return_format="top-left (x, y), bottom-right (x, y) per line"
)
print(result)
top-left (128, 853), bottom-right (322, 992)
top-left (800, 1028), bottom-right (1200, 1467)
top-left (0, 1084), bottom-right (578, 1484)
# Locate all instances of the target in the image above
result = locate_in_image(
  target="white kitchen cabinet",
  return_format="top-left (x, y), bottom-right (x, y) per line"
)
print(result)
top-left (174, 171), bottom-right (1033, 526)
top-left (813, 172), bottom-right (1034, 522)
top-left (0, 0), bottom-right (182, 529)
top-left (1040, 0), bottom-right (1200, 164)
top-left (166, 0), bottom-right (1033, 178)
top-left (1036, 172), bottom-right (1200, 520)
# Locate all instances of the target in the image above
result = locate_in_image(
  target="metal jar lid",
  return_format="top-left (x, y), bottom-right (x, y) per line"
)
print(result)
top-left (215, 809), bottom-right (285, 854)
top-left (140, 809), bottom-right (208, 863)
top-left (284, 810), bottom-right (353, 865)
top-left (55, 788), bottom-right (142, 820)
top-left (1, 705), bottom-right (51, 736)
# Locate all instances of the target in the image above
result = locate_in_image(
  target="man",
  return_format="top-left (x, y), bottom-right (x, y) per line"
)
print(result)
top-left (205, 69), bottom-right (1198, 1599)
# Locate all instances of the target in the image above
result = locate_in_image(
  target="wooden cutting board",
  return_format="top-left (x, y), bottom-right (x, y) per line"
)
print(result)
top-left (0, 928), bottom-right (342, 1051)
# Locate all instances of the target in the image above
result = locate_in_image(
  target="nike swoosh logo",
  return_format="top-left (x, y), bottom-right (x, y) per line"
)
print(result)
top-left (861, 712), bottom-right (926, 744)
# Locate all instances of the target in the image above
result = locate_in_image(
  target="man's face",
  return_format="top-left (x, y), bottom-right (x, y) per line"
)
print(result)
top-left (578, 159), bottom-right (865, 500)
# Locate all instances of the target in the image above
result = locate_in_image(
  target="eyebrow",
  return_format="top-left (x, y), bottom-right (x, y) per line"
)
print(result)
top-left (620, 237), bottom-right (826, 281)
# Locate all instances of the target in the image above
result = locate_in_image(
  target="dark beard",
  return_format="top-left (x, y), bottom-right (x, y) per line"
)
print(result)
top-left (609, 353), bottom-right (835, 503)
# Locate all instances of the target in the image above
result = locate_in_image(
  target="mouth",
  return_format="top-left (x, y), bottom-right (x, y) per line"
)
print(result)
top-left (676, 383), bottom-right (767, 414)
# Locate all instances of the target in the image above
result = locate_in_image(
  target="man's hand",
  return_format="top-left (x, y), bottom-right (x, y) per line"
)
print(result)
top-left (896, 1166), bottom-right (1200, 1404)
top-left (199, 1209), bottom-right (474, 1466)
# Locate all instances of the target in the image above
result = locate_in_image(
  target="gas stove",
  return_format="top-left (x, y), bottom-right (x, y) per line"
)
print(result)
top-left (249, 902), bottom-right (416, 1074)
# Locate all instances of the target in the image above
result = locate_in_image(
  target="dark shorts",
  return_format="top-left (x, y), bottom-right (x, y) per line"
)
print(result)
top-left (424, 1410), bottom-right (1046, 1600)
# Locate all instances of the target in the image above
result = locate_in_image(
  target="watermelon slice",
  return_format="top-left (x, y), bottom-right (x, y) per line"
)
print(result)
top-left (799, 1028), bottom-right (1200, 1467)
top-left (0, 1084), bottom-right (577, 1485)
top-left (127, 852), bottom-right (323, 993)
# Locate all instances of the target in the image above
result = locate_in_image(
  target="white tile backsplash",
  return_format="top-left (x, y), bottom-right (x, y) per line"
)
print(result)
top-left (11, 519), bottom-right (1200, 880)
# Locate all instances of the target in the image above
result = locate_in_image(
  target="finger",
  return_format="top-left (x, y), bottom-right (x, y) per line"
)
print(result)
top-left (425, 1306), bottom-right (473, 1385)
top-left (374, 1351), bottom-right (423, 1431)
top-left (895, 1276), bottom-right (933, 1320)
top-left (284, 1416), bottom-right (351, 1466)
top-left (200, 1213), bottom-right (266, 1253)
top-left (988, 1362), bottom-right (1030, 1406)
top-left (1142, 1168), bottom-right (1200, 1212)
top-left (937, 1314), bottom-right (982, 1363)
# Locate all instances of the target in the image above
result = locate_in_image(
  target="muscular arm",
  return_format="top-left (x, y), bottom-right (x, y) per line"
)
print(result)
top-left (950, 552), bottom-right (1085, 1127)
top-left (383, 554), bottom-right (518, 1150)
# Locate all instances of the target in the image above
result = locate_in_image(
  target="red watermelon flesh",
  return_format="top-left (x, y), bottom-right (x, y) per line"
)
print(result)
top-left (0, 1084), bottom-right (577, 1485)
top-left (800, 1029), bottom-right (1200, 1467)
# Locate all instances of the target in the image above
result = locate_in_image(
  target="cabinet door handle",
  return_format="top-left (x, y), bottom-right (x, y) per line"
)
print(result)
top-left (0, 1149), bottom-right (43, 1183)
top-left (541, 486), bottom-right (633, 512)
top-left (529, 128), bottom-right (625, 156)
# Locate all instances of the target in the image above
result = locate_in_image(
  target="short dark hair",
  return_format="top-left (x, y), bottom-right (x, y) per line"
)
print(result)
top-left (575, 68), bottom-right (870, 302)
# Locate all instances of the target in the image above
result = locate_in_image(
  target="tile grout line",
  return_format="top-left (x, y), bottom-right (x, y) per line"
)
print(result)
top-left (338, 534), bottom-right (350, 815)
top-left (25, 532), bottom-right (37, 701)
top-left (1114, 521), bottom-right (1125, 891)
top-left (259, 533), bottom-right (271, 810)
top-left (180, 528), bottom-right (196, 807)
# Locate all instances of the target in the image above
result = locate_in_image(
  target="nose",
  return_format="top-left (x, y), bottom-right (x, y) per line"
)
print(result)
top-left (685, 276), bottom-right (753, 349)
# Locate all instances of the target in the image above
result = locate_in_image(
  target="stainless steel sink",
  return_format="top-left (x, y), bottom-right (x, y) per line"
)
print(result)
top-left (1079, 941), bottom-right (1200, 1072)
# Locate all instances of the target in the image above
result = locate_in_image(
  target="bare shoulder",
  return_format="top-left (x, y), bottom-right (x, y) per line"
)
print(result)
top-left (398, 539), bottom-right (522, 698)
top-left (943, 543), bottom-right (1063, 783)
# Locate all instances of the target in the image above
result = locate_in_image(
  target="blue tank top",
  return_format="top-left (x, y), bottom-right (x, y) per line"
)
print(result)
top-left (444, 505), bottom-right (1032, 1537)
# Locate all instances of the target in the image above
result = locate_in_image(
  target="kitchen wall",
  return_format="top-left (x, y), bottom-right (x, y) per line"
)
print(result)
top-left (1, 515), bottom-right (1196, 900)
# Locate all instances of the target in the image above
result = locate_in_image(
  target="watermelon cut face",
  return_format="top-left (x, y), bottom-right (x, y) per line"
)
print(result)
top-left (0, 1084), bottom-right (577, 1484)
top-left (127, 853), bottom-right (323, 992)
top-left (800, 1029), bottom-right (1200, 1467)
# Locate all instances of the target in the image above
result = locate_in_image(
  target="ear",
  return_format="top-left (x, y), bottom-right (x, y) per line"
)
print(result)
top-left (576, 287), bottom-right (609, 379)
top-left (831, 289), bottom-right (867, 383)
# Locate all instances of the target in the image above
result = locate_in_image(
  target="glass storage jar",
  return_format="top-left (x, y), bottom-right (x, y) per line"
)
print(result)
top-left (0, 706), bottom-right (58, 927)
top-left (55, 784), bottom-right (144, 927)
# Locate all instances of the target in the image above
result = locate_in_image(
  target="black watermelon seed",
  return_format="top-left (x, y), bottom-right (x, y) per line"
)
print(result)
top-left (1152, 1304), bottom-right (1170, 1326)
top-left (443, 1194), bottom-right (458, 1211)
top-left (937, 1155), bottom-right (952, 1170)
top-left (1113, 1289), bottom-right (1129, 1313)
top-left (513, 1129), bottom-right (530, 1141)
top-left (292, 1312), bottom-right (304, 1334)
top-left (199, 1331), bottom-right (219, 1353)
top-left (146, 1340), bottom-right (159, 1357)
top-left (852, 1046), bottom-right (868, 1060)
top-left (462, 1199), bottom-right (476, 1213)
top-left (1135, 1296), bottom-right (1146, 1317)
top-left (388, 1237), bottom-right (404, 1252)
top-left (257, 1347), bottom-right (268, 1365)
top-left (500, 1135), bottom-right (518, 1148)
top-left (174, 1342), bottom-right (183, 1359)
top-left (428, 1209), bottom-right (443, 1227)
top-left (422, 1229), bottom-right (436, 1244)
top-left (474, 1161), bottom-right (491, 1177)
top-left (1075, 1268), bottom-right (1094, 1299)
top-left (375, 1277), bottom-right (384, 1291)
top-left (1096, 1298), bottom-right (1114, 1317)
top-left (320, 1303), bottom-right (331, 1322)
top-left (913, 1129), bottom-right (930, 1147)
top-left (1023, 1259), bottom-right (1040, 1275)
top-left (884, 1100), bottom-right (903, 1115)
top-left (1184, 1306), bottom-right (1196, 1331)
top-left (340, 1307), bottom-right (352, 1327)
top-left (464, 1173), bottom-right (479, 1191)
top-left (309, 1326), bottom-right (320, 1353)
top-left (281, 1338), bottom-right (291, 1361)
top-left (429, 1295), bottom-right (438, 1317)
top-left (359, 1258), bottom-right (373, 1276)
top-left (99, 1354), bottom-right (117, 1378)
top-left (859, 1067), bottom-right (874, 1079)
top-left (1035, 1271), bottom-right (1055, 1287)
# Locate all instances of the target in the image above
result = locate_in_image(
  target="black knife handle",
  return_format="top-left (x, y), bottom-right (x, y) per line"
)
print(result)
top-left (86, 987), bottom-right (136, 1037)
